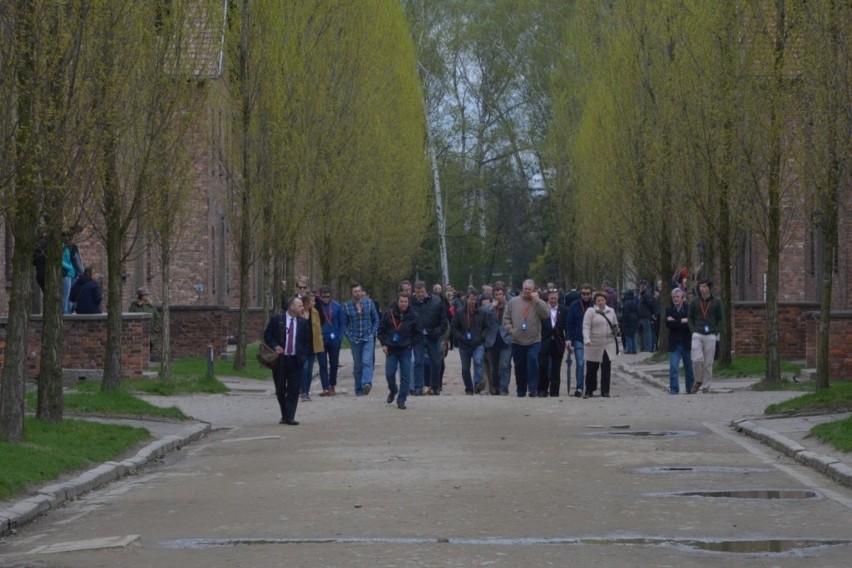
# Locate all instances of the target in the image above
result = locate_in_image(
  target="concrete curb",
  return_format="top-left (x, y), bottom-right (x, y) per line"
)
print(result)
top-left (0, 420), bottom-right (210, 537)
top-left (732, 419), bottom-right (852, 489)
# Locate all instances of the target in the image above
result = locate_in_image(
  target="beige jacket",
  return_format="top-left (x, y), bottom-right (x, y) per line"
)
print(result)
top-left (502, 296), bottom-right (550, 346)
top-left (582, 306), bottom-right (619, 362)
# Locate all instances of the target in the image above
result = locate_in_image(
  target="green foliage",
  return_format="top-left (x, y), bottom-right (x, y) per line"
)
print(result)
top-left (0, 417), bottom-right (149, 501)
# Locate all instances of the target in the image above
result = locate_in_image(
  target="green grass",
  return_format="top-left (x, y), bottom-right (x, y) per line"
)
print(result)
top-left (26, 381), bottom-right (187, 420)
top-left (169, 342), bottom-right (273, 380)
top-left (764, 381), bottom-right (852, 415)
top-left (714, 356), bottom-right (803, 378)
top-left (811, 416), bottom-right (852, 452)
top-left (0, 417), bottom-right (150, 501)
top-left (128, 373), bottom-right (228, 396)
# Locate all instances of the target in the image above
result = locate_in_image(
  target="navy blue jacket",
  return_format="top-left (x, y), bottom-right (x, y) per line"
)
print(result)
top-left (70, 275), bottom-right (103, 314)
top-left (566, 297), bottom-right (593, 343)
top-left (264, 312), bottom-right (311, 362)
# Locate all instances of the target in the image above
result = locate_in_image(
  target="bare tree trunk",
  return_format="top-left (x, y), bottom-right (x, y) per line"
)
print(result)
top-left (232, 0), bottom-right (252, 371)
top-left (0, 245), bottom-right (35, 443)
top-left (428, 132), bottom-right (449, 286)
top-left (159, 241), bottom-right (172, 380)
top-left (36, 233), bottom-right (64, 421)
top-left (102, 138), bottom-right (125, 391)
top-left (762, 0), bottom-right (787, 387)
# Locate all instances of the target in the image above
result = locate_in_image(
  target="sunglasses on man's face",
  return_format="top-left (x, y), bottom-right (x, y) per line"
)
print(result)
top-left (297, 285), bottom-right (307, 290)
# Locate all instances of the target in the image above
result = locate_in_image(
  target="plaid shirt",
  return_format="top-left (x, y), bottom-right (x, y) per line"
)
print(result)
top-left (342, 298), bottom-right (379, 343)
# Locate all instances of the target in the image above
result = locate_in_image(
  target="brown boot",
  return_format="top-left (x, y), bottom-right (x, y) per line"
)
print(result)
top-left (328, 386), bottom-right (336, 396)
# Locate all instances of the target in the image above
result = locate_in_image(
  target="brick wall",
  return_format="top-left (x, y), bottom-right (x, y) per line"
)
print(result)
top-left (0, 314), bottom-right (150, 379)
top-left (805, 311), bottom-right (852, 380)
top-left (0, 307), bottom-right (268, 380)
top-left (167, 306), bottom-right (266, 358)
top-left (731, 302), bottom-right (819, 359)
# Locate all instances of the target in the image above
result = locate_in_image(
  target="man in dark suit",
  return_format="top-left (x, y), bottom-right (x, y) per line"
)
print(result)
top-left (537, 289), bottom-right (568, 397)
top-left (264, 296), bottom-right (311, 425)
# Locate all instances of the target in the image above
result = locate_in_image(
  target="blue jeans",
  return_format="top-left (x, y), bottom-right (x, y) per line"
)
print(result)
top-left (568, 340), bottom-right (585, 393)
top-left (625, 333), bottom-right (637, 353)
top-left (489, 344), bottom-right (512, 394)
top-left (317, 341), bottom-right (341, 390)
top-left (413, 336), bottom-right (442, 392)
top-left (511, 342), bottom-right (541, 396)
top-left (459, 344), bottom-right (485, 393)
top-left (301, 353), bottom-right (317, 394)
top-left (62, 275), bottom-right (74, 314)
top-left (669, 345), bottom-right (695, 394)
top-left (385, 348), bottom-right (412, 405)
top-left (350, 337), bottom-right (375, 395)
top-left (640, 318), bottom-right (653, 352)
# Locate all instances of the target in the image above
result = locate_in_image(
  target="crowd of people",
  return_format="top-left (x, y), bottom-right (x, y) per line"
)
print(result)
top-left (264, 273), bottom-right (724, 425)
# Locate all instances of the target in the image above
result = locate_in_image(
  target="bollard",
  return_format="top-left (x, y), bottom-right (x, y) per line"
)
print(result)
top-left (207, 345), bottom-right (214, 379)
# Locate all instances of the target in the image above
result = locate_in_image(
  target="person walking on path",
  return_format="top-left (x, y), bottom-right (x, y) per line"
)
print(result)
top-left (665, 287), bottom-right (694, 394)
top-left (502, 279), bottom-right (550, 397)
top-left (377, 293), bottom-right (420, 409)
top-left (566, 284), bottom-right (593, 397)
top-left (264, 296), bottom-right (311, 425)
top-left (342, 282), bottom-right (380, 396)
top-left (299, 293), bottom-right (325, 401)
top-left (537, 288), bottom-right (568, 397)
top-left (687, 279), bottom-right (724, 394)
top-left (483, 284), bottom-right (513, 395)
top-left (410, 281), bottom-right (448, 396)
top-left (451, 289), bottom-right (493, 395)
top-left (317, 285), bottom-right (344, 396)
top-left (582, 290), bottom-right (620, 398)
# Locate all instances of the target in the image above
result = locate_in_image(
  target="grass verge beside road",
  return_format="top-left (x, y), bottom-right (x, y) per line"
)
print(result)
top-left (6, 373), bottom-right (223, 504)
top-left (0, 417), bottom-right (149, 502)
top-left (764, 381), bottom-right (852, 453)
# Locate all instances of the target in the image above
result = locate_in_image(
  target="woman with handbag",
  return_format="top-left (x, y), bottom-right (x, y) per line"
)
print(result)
top-left (582, 290), bottom-right (620, 398)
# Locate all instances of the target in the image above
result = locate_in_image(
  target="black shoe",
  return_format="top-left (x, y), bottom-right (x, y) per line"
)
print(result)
top-left (431, 390), bottom-right (441, 395)
top-left (282, 419), bottom-right (300, 426)
top-left (537, 392), bottom-right (548, 398)
top-left (362, 384), bottom-right (372, 395)
top-left (397, 403), bottom-right (407, 409)
top-left (574, 391), bottom-right (582, 398)
top-left (601, 393), bottom-right (610, 398)
top-left (387, 390), bottom-right (397, 404)
top-left (412, 389), bottom-right (424, 396)
top-left (475, 381), bottom-right (486, 394)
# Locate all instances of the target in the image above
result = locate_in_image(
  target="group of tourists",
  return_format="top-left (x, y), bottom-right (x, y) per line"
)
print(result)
top-left (263, 273), bottom-right (724, 425)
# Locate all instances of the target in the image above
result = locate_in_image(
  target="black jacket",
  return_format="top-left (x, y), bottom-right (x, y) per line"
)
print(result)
top-left (377, 306), bottom-right (420, 351)
top-left (410, 293), bottom-right (448, 341)
top-left (620, 290), bottom-right (640, 335)
top-left (539, 304), bottom-right (567, 355)
top-left (450, 305), bottom-right (492, 349)
top-left (665, 303), bottom-right (691, 351)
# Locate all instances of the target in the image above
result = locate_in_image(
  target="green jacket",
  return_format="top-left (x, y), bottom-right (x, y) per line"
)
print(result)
top-left (130, 300), bottom-right (162, 339)
top-left (687, 295), bottom-right (724, 335)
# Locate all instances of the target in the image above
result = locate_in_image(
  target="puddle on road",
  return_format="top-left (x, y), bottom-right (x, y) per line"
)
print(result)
top-left (587, 430), bottom-right (699, 438)
top-left (631, 466), bottom-right (771, 474)
top-left (658, 489), bottom-right (821, 500)
top-left (158, 536), bottom-right (850, 555)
